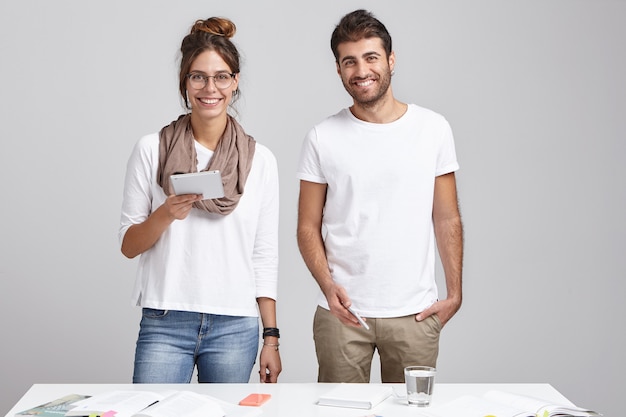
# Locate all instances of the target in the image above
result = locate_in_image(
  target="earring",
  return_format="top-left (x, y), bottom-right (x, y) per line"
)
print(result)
top-left (391, 70), bottom-right (395, 76)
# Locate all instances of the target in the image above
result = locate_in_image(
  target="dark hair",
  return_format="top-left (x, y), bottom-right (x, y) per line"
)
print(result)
top-left (330, 9), bottom-right (392, 62)
top-left (178, 17), bottom-right (241, 109)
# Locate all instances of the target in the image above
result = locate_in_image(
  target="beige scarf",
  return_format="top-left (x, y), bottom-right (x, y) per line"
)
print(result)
top-left (157, 114), bottom-right (256, 215)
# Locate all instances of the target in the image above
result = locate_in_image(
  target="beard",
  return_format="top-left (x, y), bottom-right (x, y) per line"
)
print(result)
top-left (341, 67), bottom-right (392, 109)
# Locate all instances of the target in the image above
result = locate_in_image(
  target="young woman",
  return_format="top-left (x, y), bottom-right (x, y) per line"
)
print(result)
top-left (119, 17), bottom-right (281, 383)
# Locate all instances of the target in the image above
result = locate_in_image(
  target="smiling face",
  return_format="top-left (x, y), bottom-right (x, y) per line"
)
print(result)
top-left (336, 37), bottom-right (395, 108)
top-left (186, 49), bottom-right (239, 122)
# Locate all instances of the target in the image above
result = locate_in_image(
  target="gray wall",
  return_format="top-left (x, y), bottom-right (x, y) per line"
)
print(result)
top-left (1, 0), bottom-right (623, 415)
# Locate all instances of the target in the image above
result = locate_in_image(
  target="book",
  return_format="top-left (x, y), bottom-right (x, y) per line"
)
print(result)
top-left (64, 390), bottom-right (261, 417)
top-left (15, 394), bottom-right (91, 416)
top-left (423, 390), bottom-right (602, 417)
top-left (316, 383), bottom-right (393, 409)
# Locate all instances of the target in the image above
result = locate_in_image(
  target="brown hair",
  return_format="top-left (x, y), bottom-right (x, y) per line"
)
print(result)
top-left (330, 9), bottom-right (392, 62)
top-left (178, 17), bottom-right (241, 109)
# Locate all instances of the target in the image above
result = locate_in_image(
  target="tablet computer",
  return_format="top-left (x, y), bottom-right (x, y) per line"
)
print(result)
top-left (170, 170), bottom-right (225, 199)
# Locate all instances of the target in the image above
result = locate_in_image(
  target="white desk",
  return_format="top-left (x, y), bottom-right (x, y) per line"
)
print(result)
top-left (5, 382), bottom-right (574, 417)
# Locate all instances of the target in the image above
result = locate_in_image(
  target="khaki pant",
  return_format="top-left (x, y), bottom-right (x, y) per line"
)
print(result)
top-left (313, 305), bottom-right (441, 383)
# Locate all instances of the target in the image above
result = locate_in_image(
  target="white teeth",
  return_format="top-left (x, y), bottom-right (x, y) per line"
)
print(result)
top-left (199, 98), bottom-right (219, 104)
top-left (356, 79), bottom-right (374, 87)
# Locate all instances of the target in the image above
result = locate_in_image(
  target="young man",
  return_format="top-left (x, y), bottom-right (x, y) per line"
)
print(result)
top-left (296, 9), bottom-right (464, 383)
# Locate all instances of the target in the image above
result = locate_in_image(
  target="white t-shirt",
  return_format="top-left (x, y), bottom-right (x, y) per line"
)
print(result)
top-left (119, 132), bottom-right (279, 317)
top-left (297, 104), bottom-right (459, 317)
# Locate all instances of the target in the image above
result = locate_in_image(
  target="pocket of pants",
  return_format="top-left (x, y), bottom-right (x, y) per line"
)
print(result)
top-left (142, 308), bottom-right (169, 319)
top-left (420, 314), bottom-right (442, 340)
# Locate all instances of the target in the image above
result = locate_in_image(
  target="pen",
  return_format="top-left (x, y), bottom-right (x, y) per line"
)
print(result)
top-left (347, 305), bottom-right (370, 330)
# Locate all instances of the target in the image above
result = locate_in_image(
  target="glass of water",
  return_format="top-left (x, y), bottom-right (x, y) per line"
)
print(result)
top-left (404, 365), bottom-right (436, 406)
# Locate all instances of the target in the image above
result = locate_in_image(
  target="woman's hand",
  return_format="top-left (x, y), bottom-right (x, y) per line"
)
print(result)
top-left (162, 193), bottom-right (203, 221)
top-left (259, 337), bottom-right (282, 383)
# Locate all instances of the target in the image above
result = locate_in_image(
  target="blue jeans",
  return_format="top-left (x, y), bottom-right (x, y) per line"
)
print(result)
top-left (133, 309), bottom-right (259, 383)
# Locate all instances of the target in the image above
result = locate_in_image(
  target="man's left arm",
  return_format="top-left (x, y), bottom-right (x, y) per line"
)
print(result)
top-left (416, 172), bottom-right (464, 326)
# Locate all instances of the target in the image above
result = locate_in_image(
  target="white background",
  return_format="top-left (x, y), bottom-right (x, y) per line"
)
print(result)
top-left (1, 1), bottom-right (624, 416)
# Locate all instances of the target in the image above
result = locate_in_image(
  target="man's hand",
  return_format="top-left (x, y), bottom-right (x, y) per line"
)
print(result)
top-left (415, 297), bottom-right (462, 327)
top-left (322, 282), bottom-right (365, 328)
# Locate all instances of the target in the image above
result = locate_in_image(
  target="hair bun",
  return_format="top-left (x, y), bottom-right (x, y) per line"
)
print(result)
top-left (190, 17), bottom-right (236, 39)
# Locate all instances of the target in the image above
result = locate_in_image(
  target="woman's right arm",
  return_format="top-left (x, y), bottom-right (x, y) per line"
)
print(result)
top-left (119, 135), bottom-right (201, 259)
top-left (121, 194), bottom-right (201, 259)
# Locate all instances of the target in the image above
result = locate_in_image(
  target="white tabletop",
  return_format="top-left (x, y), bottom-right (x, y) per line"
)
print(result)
top-left (5, 382), bottom-right (574, 417)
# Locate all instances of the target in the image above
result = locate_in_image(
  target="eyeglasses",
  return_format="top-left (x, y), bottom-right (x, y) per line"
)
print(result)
top-left (186, 72), bottom-right (236, 90)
